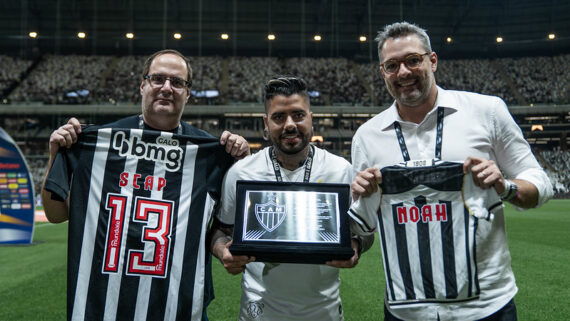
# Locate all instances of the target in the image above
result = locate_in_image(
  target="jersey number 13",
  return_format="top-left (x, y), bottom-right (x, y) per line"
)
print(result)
top-left (102, 193), bottom-right (174, 278)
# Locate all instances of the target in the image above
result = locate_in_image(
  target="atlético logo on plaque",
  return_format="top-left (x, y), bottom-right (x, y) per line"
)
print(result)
top-left (255, 201), bottom-right (286, 232)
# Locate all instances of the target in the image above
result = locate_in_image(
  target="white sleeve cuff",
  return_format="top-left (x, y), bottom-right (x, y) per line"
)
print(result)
top-left (515, 168), bottom-right (554, 208)
top-left (348, 190), bottom-right (381, 236)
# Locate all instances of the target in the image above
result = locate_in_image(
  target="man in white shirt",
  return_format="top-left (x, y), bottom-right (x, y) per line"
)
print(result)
top-left (349, 22), bottom-right (552, 321)
top-left (210, 76), bottom-right (373, 320)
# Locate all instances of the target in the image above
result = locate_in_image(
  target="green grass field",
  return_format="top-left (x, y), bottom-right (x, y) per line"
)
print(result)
top-left (1, 200), bottom-right (568, 320)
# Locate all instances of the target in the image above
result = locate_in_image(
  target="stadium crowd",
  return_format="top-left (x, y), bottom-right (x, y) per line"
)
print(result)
top-left (226, 57), bottom-right (281, 103)
top-left (502, 55), bottom-right (569, 105)
top-left (2, 54), bottom-right (567, 106)
top-left (9, 55), bottom-right (113, 104)
top-left (540, 148), bottom-right (570, 195)
top-left (437, 58), bottom-right (517, 104)
top-left (0, 53), bottom-right (568, 201)
top-left (94, 55), bottom-right (145, 104)
top-left (285, 57), bottom-right (367, 105)
top-left (0, 55), bottom-right (32, 95)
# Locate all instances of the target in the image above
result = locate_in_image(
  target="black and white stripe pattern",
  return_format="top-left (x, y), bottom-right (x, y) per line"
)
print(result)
top-left (378, 163), bottom-right (479, 307)
top-left (46, 127), bottom-right (232, 321)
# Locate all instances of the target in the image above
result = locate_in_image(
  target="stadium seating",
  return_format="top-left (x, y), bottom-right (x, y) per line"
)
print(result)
top-left (540, 148), bottom-right (570, 194)
top-left (3, 54), bottom-right (567, 106)
top-left (0, 55), bottom-right (33, 95)
top-left (500, 55), bottom-right (570, 104)
top-left (1, 54), bottom-right (568, 200)
top-left (9, 55), bottom-right (113, 104)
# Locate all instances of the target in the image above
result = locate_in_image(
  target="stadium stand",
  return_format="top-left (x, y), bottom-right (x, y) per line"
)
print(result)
top-left (226, 57), bottom-right (281, 103)
top-left (1, 54), bottom-right (568, 200)
top-left (3, 55), bottom-right (567, 106)
top-left (284, 57), bottom-right (368, 105)
top-left (500, 55), bottom-right (570, 105)
top-left (540, 148), bottom-right (570, 195)
top-left (0, 55), bottom-right (32, 96)
top-left (9, 55), bottom-right (113, 104)
top-left (437, 58), bottom-right (518, 105)
top-left (95, 55), bottom-right (145, 104)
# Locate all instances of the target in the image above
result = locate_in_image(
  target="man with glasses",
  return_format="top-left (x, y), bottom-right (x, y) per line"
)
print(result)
top-left (41, 49), bottom-right (249, 321)
top-left (349, 22), bottom-right (552, 320)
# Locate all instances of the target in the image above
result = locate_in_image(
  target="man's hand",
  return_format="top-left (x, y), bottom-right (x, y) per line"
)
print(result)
top-left (220, 131), bottom-right (250, 160)
top-left (49, 117), bottom-right (82, 159)
top-left (463, 156), bottom-right (506, 195)
top-left (42, 118), bottom-right (81, 224)
top-left (325, 238), bottom-right (360, 268)
top-left (351, 167), bottom-right (382, 201)
top-left (213, 240), bottom-right (255, 275)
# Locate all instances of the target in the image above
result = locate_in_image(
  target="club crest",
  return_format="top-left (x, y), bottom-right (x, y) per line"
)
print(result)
top-left (255, 201), bottom-right (286, 232)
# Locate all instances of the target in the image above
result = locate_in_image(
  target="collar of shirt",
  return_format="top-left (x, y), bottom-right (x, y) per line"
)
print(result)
top-left (377, 86), bottom-right (460, 131)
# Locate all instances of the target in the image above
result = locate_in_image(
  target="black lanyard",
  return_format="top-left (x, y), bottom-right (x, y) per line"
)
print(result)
top-left (269, 145), bottom-right (314, 182)
top-left (138, 115), bottom-right (183, 134)
top-left (393, 107), bottom-right (445, 161)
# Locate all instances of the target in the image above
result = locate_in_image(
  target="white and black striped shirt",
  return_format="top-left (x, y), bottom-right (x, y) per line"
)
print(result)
top-left (45, 119), bottom-right (232, 321)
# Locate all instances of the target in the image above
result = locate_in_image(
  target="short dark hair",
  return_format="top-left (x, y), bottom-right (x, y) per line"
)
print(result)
top-left (141, 49), bottom-right (193, 86)
top-left (263, 76), bottom-right (310, 111)
top-left (375, 22), bottom-right (432, 63)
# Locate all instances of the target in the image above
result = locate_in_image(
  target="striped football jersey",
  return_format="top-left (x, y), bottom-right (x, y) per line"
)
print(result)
top-left (350, 161), bottom-right (503, 308)
top-left (45, 126), bottom-right (232, 321)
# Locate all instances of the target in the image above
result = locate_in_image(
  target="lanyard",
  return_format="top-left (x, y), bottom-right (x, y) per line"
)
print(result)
top-left (269, 145), bottom-right (314, 183)
top-left (393, 107), bottom-right (445, 161)
top-left (138, 115), bottom-right (183, 134)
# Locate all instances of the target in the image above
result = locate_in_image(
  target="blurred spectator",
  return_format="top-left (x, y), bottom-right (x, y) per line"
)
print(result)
top-left (285, 57), bottom-right (367, 105)
top-left (437, 58), bottom-right (517, 104)
top-left (540, 147), bottom-right (570, 195)
top-left (4, 54), bottom-right (569, 106)
top-left (226, 57), bottom-right (281, 103)
top-left (500, 55), bottom-right (569, 104)
top-left (95, 55), bottom-right (145, 104)
top-left (10, 55), bottom-right (113, 104)
top-left (358, 62), bottom-right (393, 106)
top-left (0, 55), bottom-right (32, 95)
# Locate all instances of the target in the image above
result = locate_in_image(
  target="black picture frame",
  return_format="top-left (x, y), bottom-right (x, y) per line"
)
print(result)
top-left (229, 180), bottom-right (354, 264)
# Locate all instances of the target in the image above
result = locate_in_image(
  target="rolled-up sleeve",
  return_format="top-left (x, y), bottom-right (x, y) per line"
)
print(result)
top-left (516, 168), bottom-right (553, 207)
top-left (492, 98), bottom-right (553, 208)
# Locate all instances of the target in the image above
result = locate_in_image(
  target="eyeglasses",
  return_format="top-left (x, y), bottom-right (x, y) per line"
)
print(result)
top-left (381, 53), bottom-right (430, 74)
top-left (144, 74), bottom-right (191, 89)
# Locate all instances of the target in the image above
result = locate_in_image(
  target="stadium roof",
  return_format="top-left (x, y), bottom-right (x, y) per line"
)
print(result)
top-left (1, 0), bottom-right (569, 60)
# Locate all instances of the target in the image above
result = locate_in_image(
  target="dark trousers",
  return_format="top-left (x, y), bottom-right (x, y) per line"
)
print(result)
top-left (384, 299), bottom-right (517, 321)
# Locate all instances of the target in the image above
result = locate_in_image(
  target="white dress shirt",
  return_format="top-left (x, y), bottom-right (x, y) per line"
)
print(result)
top-left (349, 87), bottom-right (553, 321)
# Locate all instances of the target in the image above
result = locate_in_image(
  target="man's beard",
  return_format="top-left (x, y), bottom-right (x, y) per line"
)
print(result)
top-left (271, 128), bottom-right (311, 155)
top-left (386, 71), bottom-right (433, 107)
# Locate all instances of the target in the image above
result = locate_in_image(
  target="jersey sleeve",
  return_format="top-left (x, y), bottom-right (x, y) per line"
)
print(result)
top-left (215, 165), bottom-right (240, 226)
top-left (44, 148), bottom-right (78, 201)
top-left (205, 143), bottom-right (234, 201)
top-left (348, 189), bottom-right (380, 236)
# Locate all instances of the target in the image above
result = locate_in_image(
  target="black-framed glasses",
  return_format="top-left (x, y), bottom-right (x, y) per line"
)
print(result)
top-left (144, 74), bottom-right (191, 89)
top-left (381, 52), bottom-right (430, 74)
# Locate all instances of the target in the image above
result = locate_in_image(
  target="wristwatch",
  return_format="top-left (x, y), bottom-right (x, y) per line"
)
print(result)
top-left (500, 179), bottom-right (518, 201)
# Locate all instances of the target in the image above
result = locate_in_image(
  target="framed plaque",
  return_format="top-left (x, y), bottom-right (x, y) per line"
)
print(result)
top-left (229, 180), bottom-right (354, 264)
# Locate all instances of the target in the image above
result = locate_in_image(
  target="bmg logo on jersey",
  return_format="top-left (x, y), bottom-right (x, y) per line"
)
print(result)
top-left (111, 131), bottom-right (183, 172)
